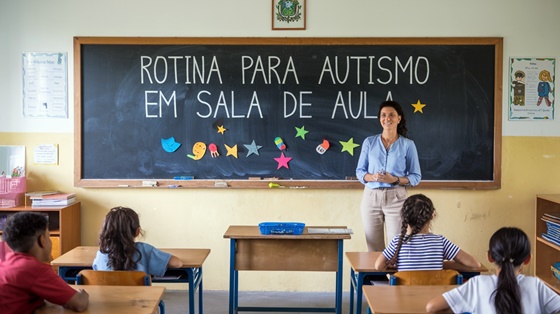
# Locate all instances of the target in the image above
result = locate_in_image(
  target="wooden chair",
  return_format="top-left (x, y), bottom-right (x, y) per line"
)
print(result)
top-left (389, 269), bottom-right (463, 285)
top-left (76, 270), bottom-right (165, 314)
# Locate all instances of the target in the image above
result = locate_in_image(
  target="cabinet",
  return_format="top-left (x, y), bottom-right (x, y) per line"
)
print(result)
top-left (536, 195), bottom-right (560, 294)
top-left (0, 202), bottom-right (81, 259)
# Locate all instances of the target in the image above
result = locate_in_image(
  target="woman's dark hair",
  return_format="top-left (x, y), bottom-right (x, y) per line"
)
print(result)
top-left (386, 194), bottom-right (435, 268)
top-left (378, 100), bottom-right (408, 137)
top-left (489, 227), bottom-right (531, 314)
top-left (98, 206), bottom-right (143, 270)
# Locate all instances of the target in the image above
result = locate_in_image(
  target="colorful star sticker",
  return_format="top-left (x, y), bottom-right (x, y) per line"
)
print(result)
top-left (295, 126), bottom-right (309, 140)
top-left (274, 152), bottom-right (292, 169)
top-left (243, 140), bottom-right (262, 157)
top-left (412, 100), bottom-right (426, 113)
top-left (224, 144), bottom-right (238, 158)
top-left (339, 137), bottom-right (360, 156)
top-left (217, 125), bottom-right (227, 134)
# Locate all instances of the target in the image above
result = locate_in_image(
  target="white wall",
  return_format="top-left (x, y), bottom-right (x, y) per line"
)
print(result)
top-left (1, 0), bottom-right (559, 136)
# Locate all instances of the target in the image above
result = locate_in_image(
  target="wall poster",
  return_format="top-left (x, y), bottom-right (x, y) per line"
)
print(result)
top-left (22, 52), bottom-right (68, 118)
top-left (509, 57), bottom-right (555, 120)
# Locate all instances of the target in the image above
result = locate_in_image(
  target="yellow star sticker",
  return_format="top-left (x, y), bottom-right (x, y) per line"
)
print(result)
top-left (412, 100), bottom-right (426, 113)
top-left (224, 144), bottom-right (238, 158)
top-left (339, 137), bottom-right (360, 156)
top-left (217, 125), bottom-right (227, 134)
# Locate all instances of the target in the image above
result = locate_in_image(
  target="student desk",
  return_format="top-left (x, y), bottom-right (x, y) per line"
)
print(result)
top-left (35, 285), bottom-right (166, 314)
top-left (346, 252), bottom-right (488, 314)
top-left (223, 225), bottom-right (351, 314)
top-left (363, 285), bottom-right (456, 313)
top-left (50, 246), bottom-right (210, 314)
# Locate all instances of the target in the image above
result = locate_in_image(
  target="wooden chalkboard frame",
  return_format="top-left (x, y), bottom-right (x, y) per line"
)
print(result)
top-left (74, 37), bottom-right (502, 189)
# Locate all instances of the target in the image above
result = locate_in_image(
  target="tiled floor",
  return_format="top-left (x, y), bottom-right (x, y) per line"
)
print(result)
top-left (162, 290), bottom-right (360, 314)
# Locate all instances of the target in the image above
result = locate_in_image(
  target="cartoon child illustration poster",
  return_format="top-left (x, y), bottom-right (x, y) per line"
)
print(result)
top-left (509, 58), bottom-right (555, 120)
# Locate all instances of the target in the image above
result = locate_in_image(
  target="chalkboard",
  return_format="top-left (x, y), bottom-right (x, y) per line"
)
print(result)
top-left (74, 37), bottom-right (502, 189)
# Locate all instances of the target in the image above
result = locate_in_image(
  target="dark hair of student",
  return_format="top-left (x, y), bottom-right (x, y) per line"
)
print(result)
top-left (386, 194), bottom-right (435, 268)
top-left (488, 227), bottom-right (531, 314)
top-left (98, 206), bottom-right (143, 270)
top-left (378, 100), bottom-right (408, 137)
top-left (2, 211), bottom-right (48, 253)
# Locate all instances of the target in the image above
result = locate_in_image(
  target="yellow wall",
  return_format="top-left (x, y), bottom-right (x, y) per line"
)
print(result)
top-left (1, 132), bottom-right (559, 291)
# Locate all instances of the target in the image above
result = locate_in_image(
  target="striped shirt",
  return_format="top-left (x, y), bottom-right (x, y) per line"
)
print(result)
top-left (381, 233), bottom-right (460, 271)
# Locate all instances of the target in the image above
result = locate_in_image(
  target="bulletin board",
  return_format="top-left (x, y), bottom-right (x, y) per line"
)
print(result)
top-left (74, 37), bottom-right (502, 189)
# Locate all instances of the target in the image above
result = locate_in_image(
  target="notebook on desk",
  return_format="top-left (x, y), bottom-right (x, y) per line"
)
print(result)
top-left (307, 228), bottom-right (353, 234)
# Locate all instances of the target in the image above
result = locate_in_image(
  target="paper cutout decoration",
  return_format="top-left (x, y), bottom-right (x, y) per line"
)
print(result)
top-left (295, 126), bottom-right (309, 140)
top-left (161, 137), bottom-right (181, 153)
top-left (244, 140), bottom-right (262, 157)
top-left (274, 152), bottom-right (292, 169)
top-left (187, 142), bottom-right (206, 160)
top-left (339, 137), bottom-right (360, 156)
top-left (217, 125), bottom-right (227, 134)
top-left (412, 99), bottom-right (426, 113)
top-left (224, 144), bottom-right (238, 158)
top-left (316, 139), bottom-right (330, 154)
top-left (274, 137), bottom-right (286, 150)
top-left (208, 143), bottom-right (219, 157)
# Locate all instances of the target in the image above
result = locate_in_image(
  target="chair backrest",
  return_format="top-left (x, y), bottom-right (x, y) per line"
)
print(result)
top-left (389, 269), bottom-right (463, 285)
top-left (76, 269), bottom-right (165, 314)
top-left (76, 270), bottom-right (152, 286)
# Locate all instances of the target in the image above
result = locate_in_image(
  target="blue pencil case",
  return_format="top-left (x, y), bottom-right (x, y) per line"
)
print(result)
top-left (259, 222), bottom-right (305, 235)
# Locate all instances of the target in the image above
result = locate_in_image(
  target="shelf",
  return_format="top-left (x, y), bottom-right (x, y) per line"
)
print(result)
top-left (536, 195), bottom-right (560, 296)
top-left (536, 273), bottom-right (560, 294)
top-left (536, 236), bottom-right (560, 250)
top-left (0, 202), bottom-right (81, 259)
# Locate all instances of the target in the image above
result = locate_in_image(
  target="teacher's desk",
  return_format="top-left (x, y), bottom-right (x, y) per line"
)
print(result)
top-left (223, 225), bottom-right (351, 314)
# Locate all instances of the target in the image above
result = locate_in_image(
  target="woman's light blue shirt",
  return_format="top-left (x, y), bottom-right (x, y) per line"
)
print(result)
top-left (356, 134), bottom-right (421, 189)
top-left (92, 242), bottom-right (171, 277)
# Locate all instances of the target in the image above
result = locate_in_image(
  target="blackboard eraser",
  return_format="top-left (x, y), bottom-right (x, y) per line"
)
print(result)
top-left (345, 176), bottom-right (358, 180)
top-left (248, 177), bottom-right (261, 180)
top-left (142, 180), bottom-right (158, 187)
top-left (265, 177), bottom-right (279, 180)
top-left (174, 176), bottom-right (194, 180)
top-left (214, 181), bottom-right (228, 188)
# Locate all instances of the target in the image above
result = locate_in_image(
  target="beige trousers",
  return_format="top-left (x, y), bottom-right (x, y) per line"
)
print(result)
top-left (360, 186), bottom-right (408, 252)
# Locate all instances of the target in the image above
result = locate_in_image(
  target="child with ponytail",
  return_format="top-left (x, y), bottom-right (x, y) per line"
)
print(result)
top-left (426, 227), bottom-right (560, 313)
top-left (374, 194), bottom-right (480, 271)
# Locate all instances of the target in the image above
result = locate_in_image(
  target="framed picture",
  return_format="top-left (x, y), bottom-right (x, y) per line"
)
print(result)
top-left (272, 0), bottom-right (306, 30)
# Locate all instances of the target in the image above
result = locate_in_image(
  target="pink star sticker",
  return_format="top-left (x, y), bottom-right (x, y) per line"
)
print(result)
top-left (274, 152), bottom-right (292, 169)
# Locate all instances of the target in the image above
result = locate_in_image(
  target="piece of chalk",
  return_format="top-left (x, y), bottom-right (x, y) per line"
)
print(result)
top-left (167, 185), bottom-right (181, 188)
top-left (268, 182), bottom-right (284, 188)
top-left (118, 184), bottom-right (129, 187)
top-left (174, 176), bottom-right (194, 180)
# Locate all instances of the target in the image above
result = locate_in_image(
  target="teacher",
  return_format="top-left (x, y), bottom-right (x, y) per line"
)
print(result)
top-left (356, 100), bottom-right (422, 252)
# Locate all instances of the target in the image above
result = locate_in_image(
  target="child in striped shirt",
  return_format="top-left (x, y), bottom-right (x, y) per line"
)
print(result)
top-left (374, 194), bottom-right (481, 271)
